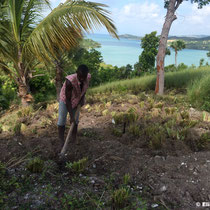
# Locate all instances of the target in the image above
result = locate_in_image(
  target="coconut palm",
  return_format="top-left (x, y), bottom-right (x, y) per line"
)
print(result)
top-left (0, 0), bottom-right (118, 106)
top-left (170, 40), bottom-right (185, 67)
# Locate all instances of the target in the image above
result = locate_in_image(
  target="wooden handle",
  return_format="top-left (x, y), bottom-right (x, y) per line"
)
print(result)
top-left (60, 104), bottom-right (81, 157)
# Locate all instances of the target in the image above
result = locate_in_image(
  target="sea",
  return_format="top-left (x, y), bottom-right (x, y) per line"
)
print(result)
top-left (86, 33), bottom-right (209, 68)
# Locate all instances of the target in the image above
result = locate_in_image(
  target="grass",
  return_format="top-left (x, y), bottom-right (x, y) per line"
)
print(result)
top-left (187, 74), bottom-right (210, 111)
top-left (88, 66), bottom-right (210, 96)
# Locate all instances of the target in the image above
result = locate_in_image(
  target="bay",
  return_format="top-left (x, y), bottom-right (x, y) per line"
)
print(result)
top-left (86, 33), bottom-right (209, 67)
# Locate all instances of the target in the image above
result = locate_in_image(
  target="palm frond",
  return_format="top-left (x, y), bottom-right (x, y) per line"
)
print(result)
top-left (23, 0), bottom-right (118, 62)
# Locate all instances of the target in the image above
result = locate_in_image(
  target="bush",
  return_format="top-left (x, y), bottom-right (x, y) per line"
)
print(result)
top-left (188, 75), bottom-right (210, 111)
top-left (29, 68), bottom-right (55, 103)
top-left (0, 75), bottom-right (17, 110)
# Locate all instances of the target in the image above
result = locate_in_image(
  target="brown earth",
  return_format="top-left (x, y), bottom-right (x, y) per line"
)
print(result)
top-left (0, 94), bottom-right (210, 209)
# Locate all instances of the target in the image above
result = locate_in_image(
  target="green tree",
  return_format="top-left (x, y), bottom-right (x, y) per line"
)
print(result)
top-left (137, 31), bottom-right (159, 73)
top-left (170, 40), bottom-right (185, 66)
top-left (199, 58), bottom-right (205, 66)
top-left (155, 0), bottom-right (210, 95)
top-left (98, 64), bottom-right (119, 83)
top-left (80, 39), bottom-right (101, 50)
top-left (0, 0), bottom-right (118, 106)
top-left (207, 51), bottom-right (210, 58)
top-left (135, 31), bottom-right (170, 74)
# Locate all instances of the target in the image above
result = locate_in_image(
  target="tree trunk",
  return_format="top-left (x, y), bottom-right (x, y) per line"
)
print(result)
top-left (17, 49), bottom-right (32, 106)
top-left (175, 50), bottom-right (177, 67)
top-left (55, 59), bottom-right (63, 101)
top-left (18, 82), bottom-right (31, 107)
top-left (155, 0), bottom-right (181, 95)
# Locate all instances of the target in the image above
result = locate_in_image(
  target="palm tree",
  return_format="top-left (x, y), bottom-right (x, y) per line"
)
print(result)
top-left (169, 40), bottom-right (185, 67)
top-left (0, 0), bottom-right (118, 106)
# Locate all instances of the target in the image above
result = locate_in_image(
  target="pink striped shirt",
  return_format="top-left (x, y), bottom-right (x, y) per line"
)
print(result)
top-left (60, 73), bottom-right (91, 108)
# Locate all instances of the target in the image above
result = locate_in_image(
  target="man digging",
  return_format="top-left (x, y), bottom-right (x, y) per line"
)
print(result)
top-left (57, 64), bottom-right (91, 153)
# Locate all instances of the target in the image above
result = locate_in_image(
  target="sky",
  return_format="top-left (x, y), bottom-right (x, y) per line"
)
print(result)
top-left (48, 0), bottom-right (210, 36)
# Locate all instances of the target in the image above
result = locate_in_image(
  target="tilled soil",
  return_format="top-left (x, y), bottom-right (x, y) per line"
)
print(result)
top-left (0, 104), bottom-right (210, 209)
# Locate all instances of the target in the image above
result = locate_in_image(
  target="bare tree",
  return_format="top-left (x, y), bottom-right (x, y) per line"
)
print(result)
top-left (155, 0), bottom-right (210, 95)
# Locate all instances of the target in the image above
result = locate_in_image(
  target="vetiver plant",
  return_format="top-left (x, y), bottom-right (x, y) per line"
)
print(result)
top-left (112, 188), bottom-right (130, 208)
top-left (66, 157), bottom-right (88, 174)
top-left (26, 157), bottom-right (44, 173)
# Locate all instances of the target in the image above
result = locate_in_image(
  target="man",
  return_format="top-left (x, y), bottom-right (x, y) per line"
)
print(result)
top-left (57, 64), bottom-right (91, 150)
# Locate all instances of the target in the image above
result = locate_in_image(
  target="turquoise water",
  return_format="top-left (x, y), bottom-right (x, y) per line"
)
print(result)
top-left (86, 34), bottom-right (209, 67)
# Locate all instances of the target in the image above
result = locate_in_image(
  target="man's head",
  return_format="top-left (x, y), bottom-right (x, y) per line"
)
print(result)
top-left (76, 64), bottom-right (89, 83)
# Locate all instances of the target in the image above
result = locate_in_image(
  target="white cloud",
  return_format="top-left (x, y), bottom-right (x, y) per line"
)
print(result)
top-left (109, 2), bottom-right (164, 35)
top-left (121, 2), bottom-right (161, 21)
top-left (185, 4), bottom-right (210, 24)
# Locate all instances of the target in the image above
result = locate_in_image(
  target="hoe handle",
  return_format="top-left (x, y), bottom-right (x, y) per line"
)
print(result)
top-left (60, 104), bottom-right (81, 157)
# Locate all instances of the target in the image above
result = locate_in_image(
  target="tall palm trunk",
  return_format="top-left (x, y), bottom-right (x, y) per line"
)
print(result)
top-left (17, 49), bottom-right (31, 106)
top-left (18, 81), bottom-right (30, 106)
top-left (55, 59), bottom-right (63, 101)
top-left (17, 65), bottom-right (31, 106)
top-left (155, 0), bottom-right (179, 95)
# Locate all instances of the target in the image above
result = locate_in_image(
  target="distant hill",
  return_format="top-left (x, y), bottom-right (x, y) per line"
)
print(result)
top-left (119, 34), bottom-right (210, 51)
top-left (168, 36), bottom-right (210, 41)
top-left (119, 34), bottom-right (142, 40)
top-left (120, 34), bottom-right (210, 42)
top-left (168, 36), bottom-right (210, 51)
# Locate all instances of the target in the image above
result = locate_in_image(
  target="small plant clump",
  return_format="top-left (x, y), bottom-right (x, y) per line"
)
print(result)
top-left (66, 157), bottom-right (88, 174)
top-left (111, 128), bottom-right (123, 137)
top-left (112, 187), bottom-right (130, 208)
top-left (26, 157), bottom-right (44, 173)
top-left (198, 132), bottom-right (210, 150)
top-left (180, 110), bottom-right (190, 120)
top-left (17, 106), bottom-right (34, 118)
top-left (123, 173), bottom-right (131, 185)
top-left (113, 108), bottom-right (138, 125)
top-left (154, 101), bottom-right (164, 109)
top-left (128, 124), bottom-right (141, 137)
top-left (0, 161), bottom-right (6, 175)
top-left (13, 122), bottom-right (21, 135)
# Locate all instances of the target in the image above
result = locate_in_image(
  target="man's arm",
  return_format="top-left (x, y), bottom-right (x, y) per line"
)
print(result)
top-left (65, 79), bottom-right (75, 124)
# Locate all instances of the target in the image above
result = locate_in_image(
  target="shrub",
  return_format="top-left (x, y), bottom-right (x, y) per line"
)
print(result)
top-left (29, 68), bottom-right (55, 103)
top-left (0, 75), bottom-right (17, 110)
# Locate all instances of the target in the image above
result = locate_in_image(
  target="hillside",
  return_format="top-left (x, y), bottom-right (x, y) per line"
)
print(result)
top-left (168, 35), bottom-right (210, 41)
top-left (168, 36), bottom-right (210, 51)
top-left (119, 33), bottom-right (210, 51)
top-left (119, 34), bottom-right (142, 40)
top-left (0, 87), bottom-right (210, 209)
